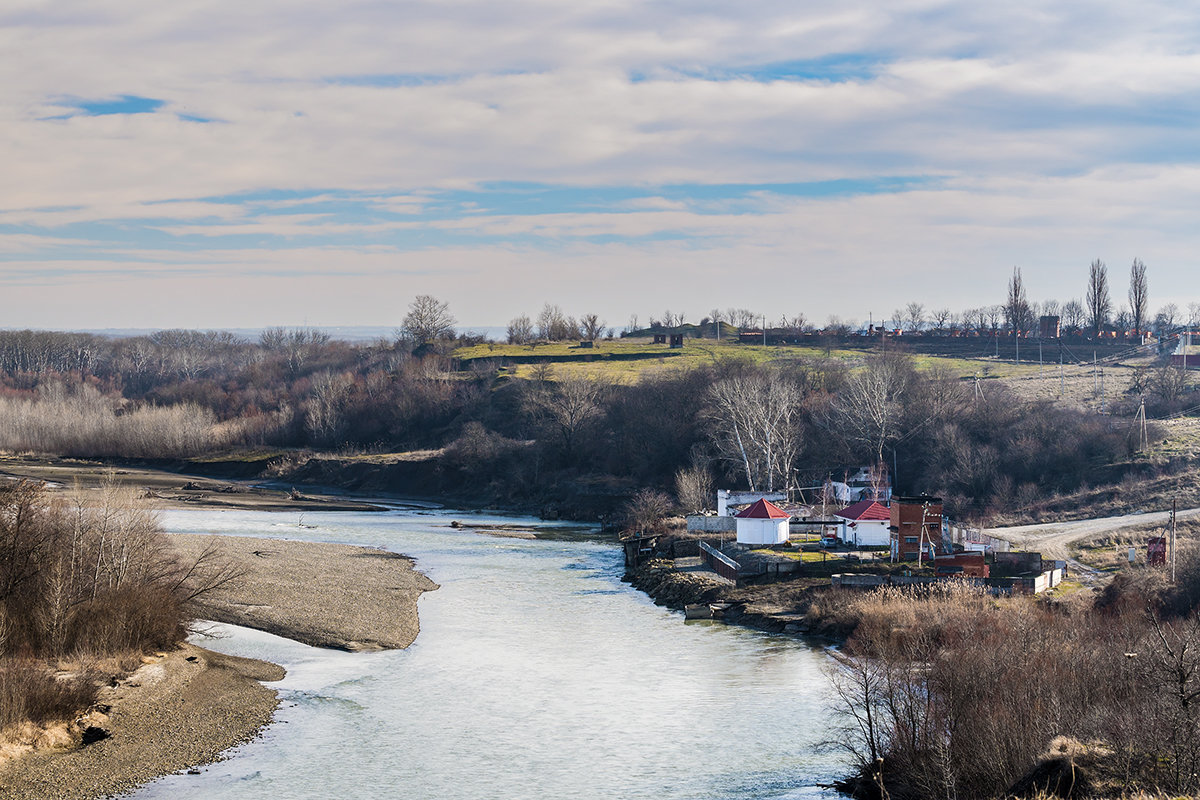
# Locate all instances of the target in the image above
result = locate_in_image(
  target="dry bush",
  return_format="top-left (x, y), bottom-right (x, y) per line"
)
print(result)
top-left (0, 658), bottom-right (97, 733)
top-left (0, 479), bottom-right (244, 739)
top-left (829, 585), bottom-right (1147, 800)
top-left (0, 383), bottom-right (220, 458)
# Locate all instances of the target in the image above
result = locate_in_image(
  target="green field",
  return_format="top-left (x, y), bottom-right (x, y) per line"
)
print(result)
top-left (454, 338), bottom-right (1054, 383)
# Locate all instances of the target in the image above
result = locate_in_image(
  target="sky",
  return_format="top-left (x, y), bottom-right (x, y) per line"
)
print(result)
top-left (4, 0), bottom-right (1200, 331)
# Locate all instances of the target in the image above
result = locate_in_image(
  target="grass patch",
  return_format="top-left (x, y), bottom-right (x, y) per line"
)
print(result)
top-left (456, 339), bottom-right (1065, 383)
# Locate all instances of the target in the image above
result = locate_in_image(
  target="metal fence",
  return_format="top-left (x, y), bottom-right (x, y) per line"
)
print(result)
top-left (698, 541), bottom-right (739, 583)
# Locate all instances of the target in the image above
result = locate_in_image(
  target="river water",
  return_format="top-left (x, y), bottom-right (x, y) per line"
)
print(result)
top-left (129, 507), bottom-right (847, 800)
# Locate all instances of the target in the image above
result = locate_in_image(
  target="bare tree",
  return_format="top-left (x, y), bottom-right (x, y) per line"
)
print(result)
top-left (984, 305), bottom-right (1002, 333)
top-left (727, 308), bottom-right (757, 330)
top-left (931, 308), bottom-right (952, 333)
top-left (579, 314), bottom-right (607, 342)
top-left (522, 375), bottom-right (610, 457)
top-left (1115, 305), bottom-right (1132, 334)
top-left (704, 371), bottom-right (804, 492)
top-left (507, 315), bottom-right (535, 345)
top-left (1004, 267), bottom-right (1031, 337)
top-left (675, 461), bottom-right (715, 513)
top-left (621, 489), bottom-right (676, 536)
top-left (1086, 259), bottom-right (1111, 338)
top-left (537, 304), bottom-right (577, 341)
top-left (1130, 258), bottom-right (1149, 336)
top-left (1063, 298), bottom-right (1085, 333)
top-left (905, 302), bottom-right (926, 332)
top-left (829, 352), bottom-right (912, 468)
top-left (708, 308), bottom-right (724, 339)
top-left (1156, 304), bottom-right (1180, 337)
top-left (401, 295), bottom-right (456, 345)
top-left (304, 371), bottom-right (354, 445)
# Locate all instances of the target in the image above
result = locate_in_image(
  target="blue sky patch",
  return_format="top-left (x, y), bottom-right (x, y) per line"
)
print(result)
top-left (69, 95), bottom-right (165, 116)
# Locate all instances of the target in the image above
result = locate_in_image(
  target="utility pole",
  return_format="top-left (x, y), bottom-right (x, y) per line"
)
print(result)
top-left (763, 315), bottom-right (767, 347)
top-left (917, 504), bottom-right (928, 569)
top-left (1171, 499), bottom-right (1177, 584)
top-left (1136, 397), bottom-right (1148, 450)
top-left (1060, 350), bottom-right (1064, 397)
top-left (1039, 339), bottom-right (1043, 379)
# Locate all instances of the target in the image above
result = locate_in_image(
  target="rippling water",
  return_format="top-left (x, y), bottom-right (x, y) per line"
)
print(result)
top-left (129, 508), bottom-right (847, 800)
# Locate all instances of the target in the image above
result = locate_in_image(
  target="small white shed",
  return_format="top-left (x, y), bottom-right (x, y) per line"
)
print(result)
top-left (735, 499), bottom-right (790, 545)
top-left (834, 500), bottom-right (891, 547)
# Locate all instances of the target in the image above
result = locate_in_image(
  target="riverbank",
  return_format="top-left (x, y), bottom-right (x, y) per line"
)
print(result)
top-left (0, 644), bottom-right (283, 800)
top-left (1, 528), bottom-right (438, 797)
top-left (628, 558), bottom-right (851, 640)
top-left (169, 533), bottom-right (440, 650)
top-left (0, 454), bottom-right (389, 513)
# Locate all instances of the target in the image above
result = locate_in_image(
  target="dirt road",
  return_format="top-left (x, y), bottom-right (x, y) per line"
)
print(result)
top-left (987, 507), bottom-right (1200, 559)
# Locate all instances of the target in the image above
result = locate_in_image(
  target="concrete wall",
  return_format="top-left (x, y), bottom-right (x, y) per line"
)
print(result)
top-left (686, 515), bottom-right (737, 533)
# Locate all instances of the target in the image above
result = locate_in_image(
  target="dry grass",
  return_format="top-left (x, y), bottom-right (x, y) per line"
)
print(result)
top-left (1074, 519), bottom-right (1200, 570)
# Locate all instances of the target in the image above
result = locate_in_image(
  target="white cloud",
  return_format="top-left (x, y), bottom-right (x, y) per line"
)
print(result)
top-left (3, 0), bottom-right (1200, 325)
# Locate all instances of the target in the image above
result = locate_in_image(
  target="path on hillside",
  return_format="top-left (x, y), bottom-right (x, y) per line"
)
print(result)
top-left (987, 507), bottom-right (1200, 559)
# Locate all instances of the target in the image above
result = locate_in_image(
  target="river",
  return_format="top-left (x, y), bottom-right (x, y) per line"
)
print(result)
top-left (129, 507), bottom-right (848, 799)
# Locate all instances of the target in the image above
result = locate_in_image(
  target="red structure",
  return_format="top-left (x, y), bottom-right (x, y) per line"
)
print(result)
top-left (1148, 536), bottom-right (1167, 566)
top-left (1039, 315), bottom-right (1061, 339)
top-left (935, 552), bottom-right (989, 578)
top-left (890, 495), bottom-right (943, 561)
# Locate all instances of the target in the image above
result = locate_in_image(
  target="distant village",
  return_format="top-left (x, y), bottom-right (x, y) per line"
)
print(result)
top-left (627, 465), bottom-right (1083, 598)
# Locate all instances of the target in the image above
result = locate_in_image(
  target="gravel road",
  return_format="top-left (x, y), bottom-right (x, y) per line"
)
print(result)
top-left (987, 507), bottom-right (1200, 559)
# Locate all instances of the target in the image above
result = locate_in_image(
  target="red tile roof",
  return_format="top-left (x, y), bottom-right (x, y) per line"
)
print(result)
top-left (735, 498), bottom-right (790, 519)
top-left (834, 500), bottom-right (890, 521)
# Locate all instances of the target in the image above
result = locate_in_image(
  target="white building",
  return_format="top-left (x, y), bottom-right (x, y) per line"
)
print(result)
top-left (735, 499), bottom-right (791, 545)
top-left (833, 500), bottom-right (891, 547)
top-left (717, 489), bottom-right (788, 517)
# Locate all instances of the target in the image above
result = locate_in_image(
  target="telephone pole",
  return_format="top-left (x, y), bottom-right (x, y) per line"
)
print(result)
top-left (1171, 499), bottom-right (1178, 584)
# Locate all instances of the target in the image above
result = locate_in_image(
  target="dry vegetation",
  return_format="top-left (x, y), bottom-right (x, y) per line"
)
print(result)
top-left (0, 479), bottom-right (236, 758)
top-left (823, 580), bottom-right (1200, 799)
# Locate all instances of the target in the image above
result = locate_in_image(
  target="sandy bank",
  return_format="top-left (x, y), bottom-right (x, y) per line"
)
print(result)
top-left (0, 645), bottom-right (283, 800)
top-left (170, 533), bottom-right (440, 651)
top-left (0, 455), bottom-right (388, 513)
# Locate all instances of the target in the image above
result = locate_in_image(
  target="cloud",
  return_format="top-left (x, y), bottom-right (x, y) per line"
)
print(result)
top-left (3, 0), bottom-right (1200, 326)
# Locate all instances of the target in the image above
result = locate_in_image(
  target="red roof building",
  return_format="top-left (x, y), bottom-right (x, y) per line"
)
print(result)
top-left (735, 499), bottom-right (790, 519)
top-left (834, 500), bottom-right (891, 522)
top-left (834, 500), bottom-right (891, 547)
top-left (735, 499), bottom-right (790, 544)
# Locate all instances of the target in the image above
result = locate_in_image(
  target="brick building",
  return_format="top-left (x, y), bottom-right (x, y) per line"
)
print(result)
top-left (890, 495), bottom-right (943, 561)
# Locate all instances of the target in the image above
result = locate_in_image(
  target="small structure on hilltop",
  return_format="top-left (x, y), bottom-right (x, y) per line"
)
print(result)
top-left (834, 500), bottom-right (891, 547)
top-left (735, 498), bottom-right (790, 545)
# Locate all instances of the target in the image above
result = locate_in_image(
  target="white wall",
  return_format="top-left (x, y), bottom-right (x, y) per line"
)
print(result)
top-left (736, 518), bottom-right (789, 545)
top-left (841, 519), bottom-right (890, 547)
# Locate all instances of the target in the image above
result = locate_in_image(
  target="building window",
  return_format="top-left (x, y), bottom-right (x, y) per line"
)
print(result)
top-left (905, 537), bottom-right (918, 544)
